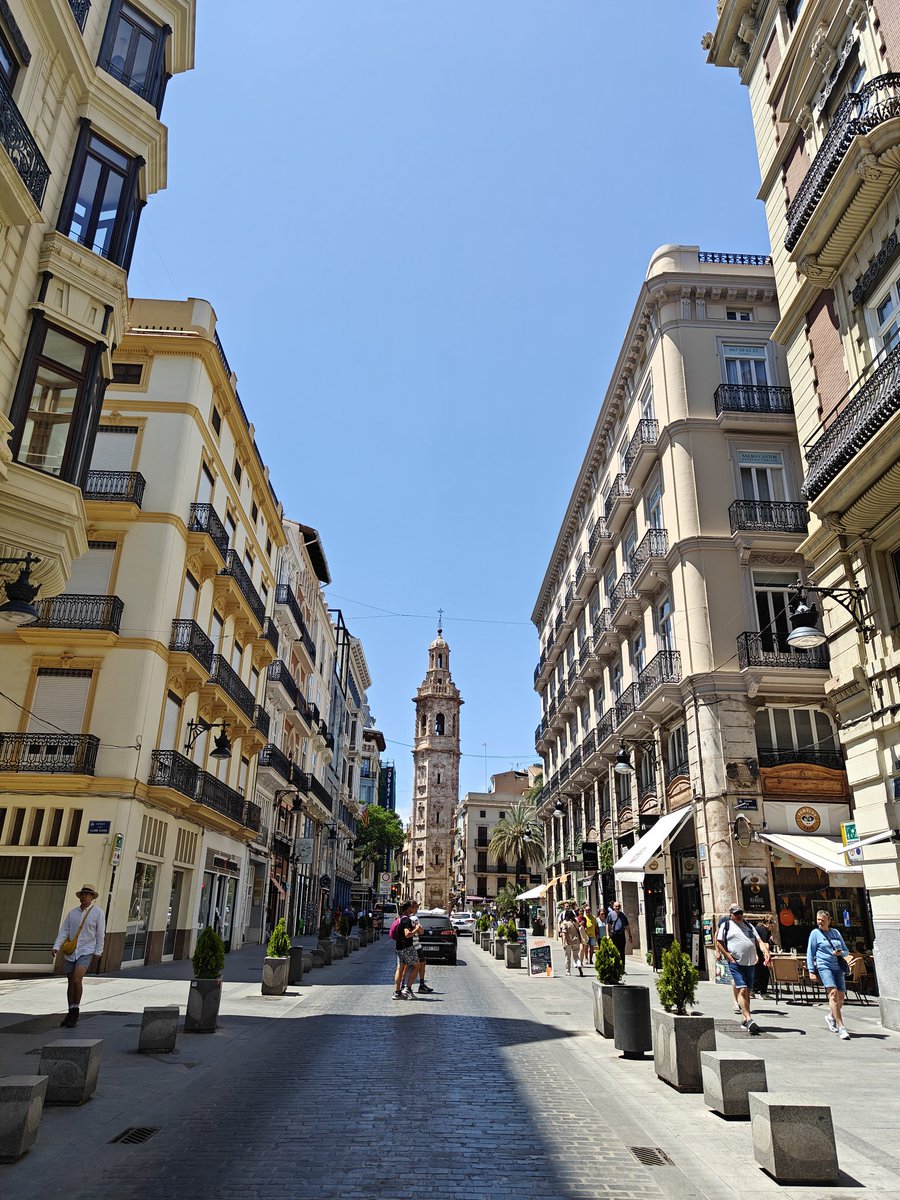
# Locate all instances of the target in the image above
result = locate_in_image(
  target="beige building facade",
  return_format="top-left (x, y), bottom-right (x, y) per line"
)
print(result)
top-left (454, 769), bottom-right (539, 905)
top-left (708, 0), bottom-right (900, 1028)
top-left (532, 247), bottom-right (861, 975)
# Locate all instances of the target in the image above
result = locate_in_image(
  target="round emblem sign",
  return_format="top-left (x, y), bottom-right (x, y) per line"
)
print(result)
top-left (646, 858), bottom-right (660, 873)
top-left (795, 805), bottom-right (821, 833)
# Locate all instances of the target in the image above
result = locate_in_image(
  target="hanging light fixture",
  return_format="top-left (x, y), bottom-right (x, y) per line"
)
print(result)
top-left (184, 718), bottom-right (232, 759)
top-left (0, 553), bottom-right (42, 628)
top-left (786, 589), bottom-right (825, 649)
top-left (613, 741), bottom-right (633, 775)
top-left (552, 799), bottom-right (565, 819)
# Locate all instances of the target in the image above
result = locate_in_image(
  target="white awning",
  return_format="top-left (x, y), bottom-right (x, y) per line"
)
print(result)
top-left (516, 883), bottom-right (547, 900)
top-left (613, 807), bottom-right (693, 883)
top-left (759, 832), bottom-right (863, 875)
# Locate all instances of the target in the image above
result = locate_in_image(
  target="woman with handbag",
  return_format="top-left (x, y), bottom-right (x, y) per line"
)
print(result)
top-left (806, 909), bottom-right (851, 1040)
top-left (51, 884), bottom-right (105, 1027)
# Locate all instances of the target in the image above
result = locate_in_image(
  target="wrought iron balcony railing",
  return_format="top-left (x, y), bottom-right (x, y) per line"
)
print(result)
top-left (604, 474), bottom-right (632, 522)
top-left (786, 74), bottom-right (900, 250)
top-left (258, 742), bottom-right (295, 783)
top-left (564, 583), bottom-right (574, 611)
top-left (714, 384), bottom-right (794, 416)
top-left (244, 801), bottom-right (262, 833)
top-left (275, 584), bottom-right (316, 661)
top-left (630, 528), bottom-right (668, 573)
top-left (623, 418), bottom-right (659, 474)
top-left (195, 770), bottom-right (247, 825)
top-left (698, 251), bottom-right (772, 265)
top-left (83, 470), bottom-right (146, 506)
top-left (581, 728), bottom-right (596, 761)
top-left (33, 593), bottom-right (123, 634)
top-left (637, 649), bottom-right (681, 700)
top-left (535, 720), bottom-right (545, 746)
top-left (220, 550), bottom-right (265, 626)
top-left (308, 773), bottom-right (334, 812)
top-left (208, 654), bottom-right (256, 719)
top-left (188, 502), bottom-right (229, 558)
top-left (554, 611), bottom-right (563, 636)
top-left (596, 708), bottom-right (614, 744)
top-left (609, 572), bottom-right (636, 614)
top-left (729, 500), bottom-right (808, 534)
top-left (0, 732), bottom-right (99, 774)
top-left (593, 609), bottom-right (611, 640)
top-left (757, 748), bottom-right (845, 772)
top-left (267, 659), bottom-right (300, 708)
top-left (614, 683), bottom-right (638, 727)
top-left (575, 553), bottom-right (587, 589)
top-left (68, 0), bottom-right (91, 30)
top-left (589, 521), bottom-right (612, 555)
top-left (169, 619), bottom-right (214, 671)
top-left (149, 750), bottom-right (199, 799)
top-left (803, 340), bottom-right (900, 501)
top-left (259, 616), bottom-right (279, 654)
top-left (736, 631), bottom-right (830, 671)
top-left (252, 704), bottom-right (270, 738)
top-left (0, 74), bottom-right (50, 208)
top-left (664, 757), bottom-right (690, 786)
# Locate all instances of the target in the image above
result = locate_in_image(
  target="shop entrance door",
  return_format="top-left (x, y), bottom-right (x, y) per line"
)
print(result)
top-left (163, 869), bottom-right (183, 958)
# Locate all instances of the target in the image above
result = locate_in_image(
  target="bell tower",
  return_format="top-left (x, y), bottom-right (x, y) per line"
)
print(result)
top-left (410, 625), bottom-right (462, 908)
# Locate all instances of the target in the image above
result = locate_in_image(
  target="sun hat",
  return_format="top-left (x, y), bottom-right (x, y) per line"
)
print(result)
top-left (728, 904), bottom-right (744, 915)
top-left (76, 884), bottom-right (99, 898)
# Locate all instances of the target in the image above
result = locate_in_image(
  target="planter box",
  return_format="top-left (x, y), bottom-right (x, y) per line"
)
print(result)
top-left (505, 941), bottom-right (522, 969)
top-left (349, 936), bottom-right (360, 952)
top-left (318, 940), bottom-right (333, 965)
top-left (262, 956), bottom-right (289, 996)
top-left (288, 945), bottom-right (305, 985)
top-left (309, 949), bottom-right (325, 968)
top-left (493, 938), bottom-right (506, 960)
top-left (333, 938), bottom-right (346, 960)
top-left (480, 932), bottom-right (491, 951)
top-left (651, 1009), bottom-right (716, 1093)
top-left (613, 985), bottom-right (652, 1058)
top-left (185, 977), bottom-right (222, 1033)
top-left (591, 981), bottom-right (616, 1038)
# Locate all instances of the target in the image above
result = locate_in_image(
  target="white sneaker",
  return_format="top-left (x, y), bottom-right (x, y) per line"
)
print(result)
top-left (565, 969), bottom-right (571, 976)
top-left (826, 1015), bottom-right (838, 1033)
top-left (837, 1026), bottom-right (851, 1040)
top-left (734, 1004), bottom-right (741, 1015)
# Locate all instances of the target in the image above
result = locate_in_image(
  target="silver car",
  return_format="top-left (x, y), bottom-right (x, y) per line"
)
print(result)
top-left (450, 911), bottom-right (476, 937)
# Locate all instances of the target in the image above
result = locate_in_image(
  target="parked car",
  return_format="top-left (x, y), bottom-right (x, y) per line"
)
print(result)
top-left (416, 914), bottom-right (458, 964)
top-left (450, 911), bottom-right (476, 937)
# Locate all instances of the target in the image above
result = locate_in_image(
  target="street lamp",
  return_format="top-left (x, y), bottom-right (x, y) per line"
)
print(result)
top-left (0, 553), bottom-right (42, 627)
top-left (787, 580), bottom-right (874, 649)
top-left (613, 739), bottom-right (655, 774)
top-left (184, 719), bottom-right (232, 759)
top-left (552, 799), bottom-right (565, 819)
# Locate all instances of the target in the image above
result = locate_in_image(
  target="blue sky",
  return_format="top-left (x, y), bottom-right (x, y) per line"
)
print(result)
top-left (131, 1), bottom-right (768, 819)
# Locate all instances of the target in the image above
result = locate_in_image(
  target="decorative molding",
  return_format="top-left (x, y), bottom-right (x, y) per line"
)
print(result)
top-left (798, 254), bottom-right (835, 285)
top-left (0, 0), bottom-right (31, 64)
top-left (852, 231), bottom-right (899, 305)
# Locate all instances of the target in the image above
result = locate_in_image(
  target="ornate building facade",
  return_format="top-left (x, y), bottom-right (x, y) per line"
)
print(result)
top-left (409, 628), bottom-right (462, 908)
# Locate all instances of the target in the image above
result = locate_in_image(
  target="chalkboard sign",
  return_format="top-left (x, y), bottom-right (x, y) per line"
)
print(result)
top-left (527, 935), bottom-right (553, 977)
top-left (651, 933), bottom-right (675, 971)
top-left (515, 927), bottom-right (528, 962)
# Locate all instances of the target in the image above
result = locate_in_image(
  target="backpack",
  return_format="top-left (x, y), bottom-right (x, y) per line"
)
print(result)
top-left (389, 918), bottom-right (401, 940)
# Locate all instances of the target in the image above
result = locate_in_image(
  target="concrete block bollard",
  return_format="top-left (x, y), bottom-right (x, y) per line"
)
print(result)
top-left (138, 1006), bottom-right (179, 1054)
top-left (310, 948), bottom-right (326, 968)
top-left (749, 1093), bottom-right (839, 1184)
top-left (301, 953), bottom-right (313, 975)
top-left (349, 936), bottom-right (360, 952)
top-left (38, 1040), bottom-right (102, 1105)
top-left (0, 1076), bottom-right (48, 1162)
top-left (700, 1050), bottom-right (767, 1118)
top-left (288, 945), bottom-right (305, 985)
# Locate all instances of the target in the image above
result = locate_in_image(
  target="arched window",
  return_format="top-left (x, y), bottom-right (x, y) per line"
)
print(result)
top-left (420, 714), bottom-right (427, 735)
top-left (437, 654), bottom-right (443, 669)
top-left (434, 713), bottom-right (445, 736)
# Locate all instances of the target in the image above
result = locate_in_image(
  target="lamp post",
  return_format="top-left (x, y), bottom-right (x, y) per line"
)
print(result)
top-left (786, 580), bottom-right (874, 649)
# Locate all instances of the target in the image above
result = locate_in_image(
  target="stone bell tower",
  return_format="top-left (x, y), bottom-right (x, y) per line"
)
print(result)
top-left (410, 626), bottom-right (462, 908)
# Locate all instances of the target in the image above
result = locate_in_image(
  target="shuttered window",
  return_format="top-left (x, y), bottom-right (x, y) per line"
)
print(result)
top-left (65, 541), bottom-right (116, 595)
top-left (196, 464), bottom-right (214, 505)
top-left (806, 290), bottom-right (849, 423)
top-left (27, 670), bottom-right (92, 735)
top-left (159, 691), bottom-right (182, 751)
top-left (178, 573), bottom-right (199, 621)
top-left (90, 426), bottom-right (138, 472)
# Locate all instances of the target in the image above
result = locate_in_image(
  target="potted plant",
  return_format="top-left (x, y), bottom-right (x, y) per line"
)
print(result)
top-left (651, 939), bottom-right (714, 1092)
top-left (185, 926), bottom-right (225, 1033)
top-left (262, 918), bottom-right (291, 995)
top-left (592, 937), bottom-right (623, 1038)
top-left (334, 914), bottom-right (351, 959)
top-left (318, 915), bottom-right (334, 964)
top-left (358, 914), bottom-right (369, 946)
top-left (477, 915), bottom-right (491, 951)
top-left (493, 922), bottom-right (507, 960)
top-left (504, 921), bottom-right (522, 969)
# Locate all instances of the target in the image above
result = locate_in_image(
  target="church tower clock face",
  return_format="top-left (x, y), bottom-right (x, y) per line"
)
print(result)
top-left (409, 625), bottom-right (463, 910)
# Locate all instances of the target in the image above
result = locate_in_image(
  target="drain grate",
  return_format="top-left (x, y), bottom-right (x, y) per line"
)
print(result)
top-left (543, 1010), bottom-right (571, 1015)
top-left (109, 1126), bottom-right (159, 1145)
top-left (630, 1146), bottom-right (674, 1167)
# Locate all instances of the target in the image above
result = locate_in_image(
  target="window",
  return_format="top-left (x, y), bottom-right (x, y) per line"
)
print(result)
top-left (499, 812), bottom-right (506, 820)
top-left (251, 501), bottom-right (258, 524)
top-left (9, 317), bottom-right (105, 485)
top-left (233, 459), bottom-right (242, 485)
top-left (225, 512), bottom-right (237, 546)
top-left (640, 383), bottom-right (655, 421)
top-left (753, 570), bottom-right (797, 652)
top-left (90, 424), bottom-right (137, 472)
top-left (723, 343), bottom-right (769, 386)
top-left (58, 123), bottom-right (143, 266)
top-left (211, 406), bottom-right (221, 436)
top-left (98, 0), bottom-right (169, 112)
top-left (656, 597), bottom-right (675, 652)
top-left (27, 668), bottom-right (92, 734)
top-left (631, 632), bottom-right (645, 674)
top-left (646, 481), bottom-right (663, 530)
top-left (112, 362), bottom-right (143, 385)
top-left (786, 0), bottom-right (806, 27)
top-left (739, 450), bottom-right (787, 502)
top-left (0, 26), bottom-right (19, 88)
top-left (754, 706), bottom-right (838, 762)
top-left (869, 276), bottom-right (900, 353)
top-left (265, 536), bottom-right (272, 557)
top-left (479, 810), bottom-right (486, 818)
top-left (668, 724), bottom-right (688, 770)
top-left (434, 713), bottom-right (445, 736)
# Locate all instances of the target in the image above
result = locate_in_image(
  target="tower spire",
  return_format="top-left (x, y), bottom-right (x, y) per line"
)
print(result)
top-left (437, 607), bottom-right (443, 637)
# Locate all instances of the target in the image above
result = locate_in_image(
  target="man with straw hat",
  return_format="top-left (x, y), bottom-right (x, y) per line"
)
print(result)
top-left (52, 883), bottom-right (105, 1027)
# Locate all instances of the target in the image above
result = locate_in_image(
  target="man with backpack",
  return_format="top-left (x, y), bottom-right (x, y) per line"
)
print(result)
top-left (390, 900), bottom-right (422, 1000)
top-left (715, 904), bottom-right (771, 1034)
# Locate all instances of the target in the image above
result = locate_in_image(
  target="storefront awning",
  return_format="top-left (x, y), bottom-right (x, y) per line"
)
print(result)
top-left (516, 883), bottom-right (547, 900)
top-left (759, 832), bottom-right (863, 875)
top-left (613, 807), bottom-right (693, 883)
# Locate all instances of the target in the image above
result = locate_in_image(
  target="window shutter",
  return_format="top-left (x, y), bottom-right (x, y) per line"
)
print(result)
top-left (196, 464), bottom-right (214, 505)
top-left (90, 426), bottom-right (138, 471)
top-left (179, 573), bottom-right (199, 621)
top-left (65, 542), bottom-right (115, 595)
top-left (27, 670), bottom-right (92, 734)
top-left (806, 291), bottom-right (849, 423)
top-left (159, 692), bottom-right (182, 752)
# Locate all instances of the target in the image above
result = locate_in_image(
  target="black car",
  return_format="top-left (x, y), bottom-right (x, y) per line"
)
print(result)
top-left (416, 914), bottom-right (458, 964)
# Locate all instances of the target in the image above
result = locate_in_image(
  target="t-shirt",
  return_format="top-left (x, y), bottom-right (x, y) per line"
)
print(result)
top-left (584, 916), bottom-right (598, 937)
top-left (717, 918), bottom-right (760, 966)
top-left (607, 910), bottom-right (629, 935)
top-left (395, 915), bottom-right (414, 951)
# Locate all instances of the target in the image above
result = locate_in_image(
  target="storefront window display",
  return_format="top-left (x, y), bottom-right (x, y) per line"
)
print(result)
top-left (773, 867), bottom-right (871, 952)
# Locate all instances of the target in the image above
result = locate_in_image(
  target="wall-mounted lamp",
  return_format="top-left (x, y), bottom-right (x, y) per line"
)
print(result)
top-left (613, 739), bottom-right (656, 775)
top-left (0, 553), bottom-right (42, 627)
top-left (787, 579), bottom-right (875, 649)
top-left (552, 799), bottom-right (566, 819)
top-left (274, 788), bottom-right (304, 814)
top-left (184, 719), bottom-right (231, 759)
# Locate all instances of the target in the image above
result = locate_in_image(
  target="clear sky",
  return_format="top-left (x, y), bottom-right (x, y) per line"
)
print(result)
top-left (131, 1), bottom-right (768, 821)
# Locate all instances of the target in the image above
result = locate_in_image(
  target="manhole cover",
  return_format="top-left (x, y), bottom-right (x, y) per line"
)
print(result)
top-left (110, 1127), bottom-right (160, 1145)
top-left (630, 1146), bottom-right (674, 1167)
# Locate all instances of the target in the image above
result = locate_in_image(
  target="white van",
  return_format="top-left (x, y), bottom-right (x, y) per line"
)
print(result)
top-left (374, 900), bottom-right (398, 933)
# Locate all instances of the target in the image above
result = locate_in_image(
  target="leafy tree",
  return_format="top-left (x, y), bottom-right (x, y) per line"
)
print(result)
top-left (495, 880), bottom-right (521, 919)
top-left (488, 801), bottom-right (544, 884)
top-left (354, 804), bottom-right (405, 871)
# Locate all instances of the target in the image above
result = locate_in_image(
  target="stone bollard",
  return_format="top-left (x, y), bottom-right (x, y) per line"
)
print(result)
top-left (749, 1093), bottom-right (839, 1183)
top-left (332, 939), bottom-right (345, 960)
top-left (288, 945), bottom-right (305, 985)
top-left (700, 1051), bottom-right (767, 1118)
top-left (38, 1040), bottom-right (102, 1105)
top-left (310, 948), bottom-right (326, 968)
top-left (138, 1006), bottom-right (179, 1054)
top-left (301, 953), bottom-right (313, 975)
top-left (0, 1076), bottom-right (48, 1162)
top-left (651, 1010), bottom-right (716, 1093)
top-left (349, 936), bottom-right (360, 952)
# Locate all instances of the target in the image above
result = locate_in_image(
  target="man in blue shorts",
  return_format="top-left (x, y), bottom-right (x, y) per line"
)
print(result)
top-left (51, 883), bottom-right (105, 1027)
top-left (715, 904), bottom-right (770, 1034)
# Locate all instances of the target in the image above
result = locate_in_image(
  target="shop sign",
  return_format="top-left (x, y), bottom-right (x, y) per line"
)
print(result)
top-left (581, 841), bottom-right (599, 870)
top-left (646, 857), bottom-right (661, 873)
top-left (840, 820), bottom-right (862, 865)
top-left (740, 868), bottom-right (771, 913)
top-left (795, 806), bottom-right (822, 833)
top-left (294, 838), bottom-right (314, 865)
top-left (526, 935), bottom-right (553, 977)
top-left (698, 844), bottom-right (707, 860)
top-left (681, 855), bottom-right (698, 875)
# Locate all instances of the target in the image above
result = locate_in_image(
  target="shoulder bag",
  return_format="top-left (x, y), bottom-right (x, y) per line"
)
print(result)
top-left (60, 906), bottom-right (92, 956)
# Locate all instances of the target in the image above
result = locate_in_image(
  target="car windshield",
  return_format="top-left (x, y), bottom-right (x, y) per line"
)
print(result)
top-left (419, 916), bottom-right (452, 931)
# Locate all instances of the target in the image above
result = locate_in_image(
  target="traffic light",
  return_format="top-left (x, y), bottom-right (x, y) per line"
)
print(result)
top-left (390, 882), bottom-right (400, 899)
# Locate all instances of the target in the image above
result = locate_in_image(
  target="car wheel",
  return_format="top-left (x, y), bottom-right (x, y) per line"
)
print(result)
top-left (448, 954), bottom-right (457, 965)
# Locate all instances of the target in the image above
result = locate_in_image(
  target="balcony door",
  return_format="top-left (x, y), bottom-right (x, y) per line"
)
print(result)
top-left (65, 540), bottom-right (115, 595)
top-left (27, 668), bottom-right (91, 734)
top-left (753, 570), bottom-right (796, 653)
top-left (739, 451), bottom-right (786, 502)
top-left (724, 344), bottom-right (769, 386)
top-left (868, 276), bottom-right (900, 354)
top-left (90, 425), bottom-right (137, 471)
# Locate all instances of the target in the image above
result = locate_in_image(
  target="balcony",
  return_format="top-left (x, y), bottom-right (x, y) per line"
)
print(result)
top-left (208, 654), bottom-right (256, 720)
top-left (630, 528), bottom-right (668, 591)
top-left (535, 720), bottom-right (546, 751)
top-left (83, 470), bottom-right (146, 511)
top-left (729, 500), bottom-right (808, 536)
top-left (609, 572), bottom-right (641, 626)
top-left (595, 707), bottom-right (615, 751)
top-left (258, 742), bottom-right (296, 784)
top-left (604, 474), bottom-right (633, 531)
top-left (169, 619), bottom-right (214, 681)
top-left (0, 732), bottom-right (99, 775)
top-left (736, 631), bottom-right (830, 672)
top-left (614, 683), bottom-right (639, 731)
top-left (574, 552), bottom-right (594, 600)
top-left (187, 502), bottom-right (229, 568)
top-left (27, 593), bottom-right (123, 640)
top-left (68, 1), bottom-right (91, 30)
top-left (803, 342), bottom-right (900, 503)
top-left (254, 616), bottom-right (279, 666)
top-left (664, 758), bottom-right (690, 788)
top-left (637, 649), bottom-right (681, 716)
top-left (275, 584), bottom-right (316, 664)
top-left (148, 749), bottom-right (199, 799)
top-left (252, 704), bottom-right (270, 740)
top-left (0, 74), bottom-right (50, 222)
top-left (758, 749), bottom-right (845, 772)
top-left (786, 75), bottom-right (900, 254)
top-left (589, 519), bottom-right (613, 565)
top-left (308, 773), bottom-right (334, 814)
top-left (218, 550), bottom-right (265, 629)
top-left (714, 384), bottom-right (794, 427)
top-left (267, 658), bottom-right (300, 712)
top-left (623, 418), bottom-right (659, 487)
top-left (195, 770), bottom-right (249, 827)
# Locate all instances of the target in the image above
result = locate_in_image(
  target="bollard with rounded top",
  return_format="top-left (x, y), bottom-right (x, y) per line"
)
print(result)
top-left (138, 1005), bottom-right (179, 1054)
top-left (750, 1092), bottom-right (839, 1183)
top-left (612, 985), bottom-right (652, 1058)
top-left (0, 1076), bottom-right (48, 1161)
top-left (38, 1040), bottom-right (102, 1105)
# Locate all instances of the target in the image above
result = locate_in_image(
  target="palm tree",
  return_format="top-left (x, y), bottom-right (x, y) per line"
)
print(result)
top-left (488, 801), bottom-right (545, 887)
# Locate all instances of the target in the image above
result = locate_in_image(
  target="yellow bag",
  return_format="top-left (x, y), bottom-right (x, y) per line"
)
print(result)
top-left (60, 906), bottom-right (92, 956)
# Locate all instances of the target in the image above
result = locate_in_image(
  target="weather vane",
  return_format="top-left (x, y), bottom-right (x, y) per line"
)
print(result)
top-left (438, 607), bottom-right (443, 635)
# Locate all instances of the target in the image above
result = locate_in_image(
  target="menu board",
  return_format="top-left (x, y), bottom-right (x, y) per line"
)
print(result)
top-left (527, 935), bottom-right (553, 977)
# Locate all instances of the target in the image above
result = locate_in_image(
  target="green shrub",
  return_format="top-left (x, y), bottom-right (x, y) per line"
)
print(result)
top-left (594, 936), bottom-right (624, 985)
top-left (655, 939), bottom-right (699, 1015)
top-left (476, 915), bottom-right (490, 933)
top-left (339, 915), bottom-right (351, 937)
top-left (192, 926), bottom-right (225, 979)
top-left (266, 918), bottom-right (291, 958)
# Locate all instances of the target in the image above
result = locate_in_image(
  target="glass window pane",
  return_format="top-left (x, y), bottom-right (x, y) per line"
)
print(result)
top-left (129, 32), bottom-right (154, 89)
top-left (88, 135), bottom-right (130, 172)
top-left (42, 328), bottom-right (88, 373)
top-left (18, 368), bottom-right (80, 475)
top-left (793, 709), bottom-right (813, 750)
top-left (773, 709), bottom-right (793, 748)
top-left (877, 295), bottom-right (894, 325)
top-left (814, 710), bottom-right (837, 752)
top-left (94, 171), bottom-right (124, 255)
top-left (67, 156), bottom-right (102, 247)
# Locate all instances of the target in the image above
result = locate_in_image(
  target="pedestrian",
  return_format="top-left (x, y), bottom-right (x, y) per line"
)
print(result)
top-left (715, 904), bottom-right (770, 1035)
top-left (406, 900), bottom-right (434, 994)
top-left (582, 905), bottom-right (599, 967)
top-left (559, 907), bottom-right (582, 976)
top-left (51, 883), bottom-right (105, 1028)
top-left (753, 915), bottom-right (774, 999)
top-left (605, 901), bottom-right (632, 972)
top-left (391, 901), bottom-right (422, 1000)
top-left (807, 909), bottom-right (852, 1040)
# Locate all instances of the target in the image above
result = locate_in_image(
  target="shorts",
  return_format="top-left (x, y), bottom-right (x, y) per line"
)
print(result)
top-left (63, 953), bottom-right (94, 975)
top-left (416, 948), bottom-right (425, 962)
top-left (587, 937), bottom-right (597, 949)
top-left (397, 946), bottom-right (418, 967)
top-left (728, 961), bottom-right (755, 991)
top-left (816, 964), bottom-right (846, 991)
